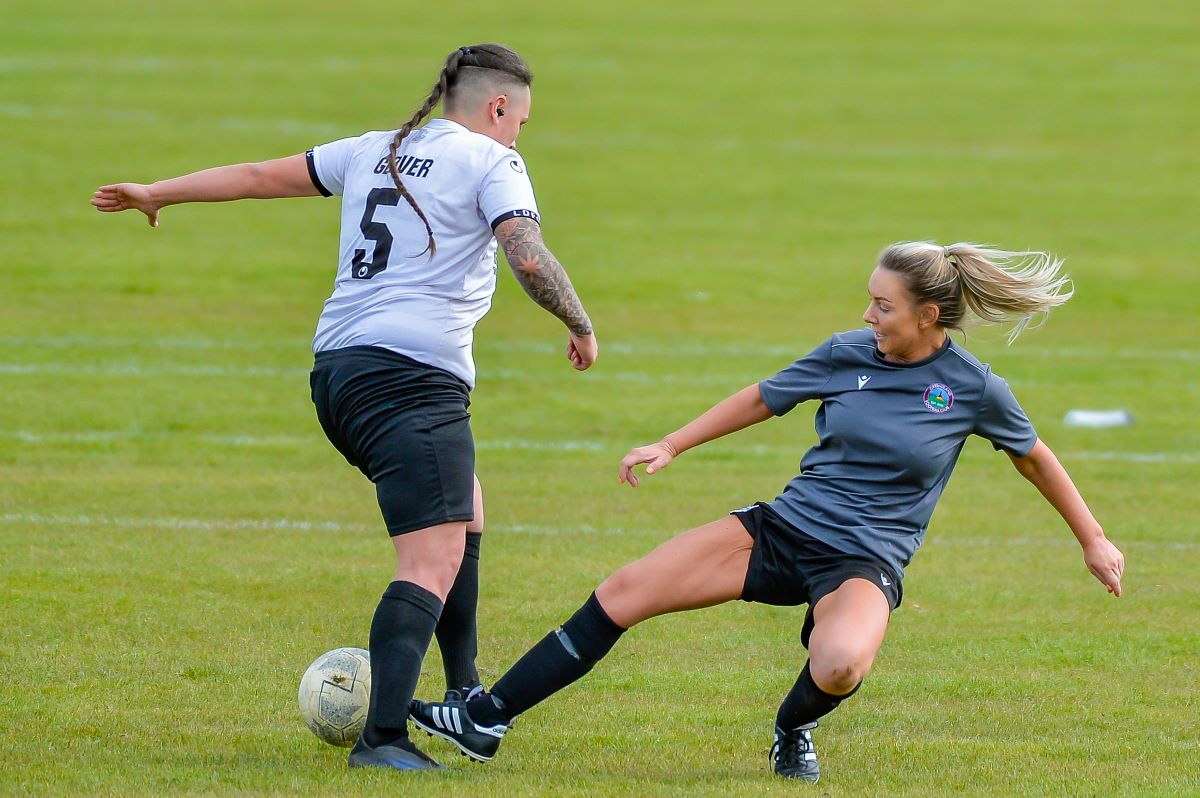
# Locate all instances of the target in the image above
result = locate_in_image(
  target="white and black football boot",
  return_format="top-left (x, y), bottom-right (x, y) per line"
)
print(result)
top-left (769, 721), bottom-right (820, 782)
top-left (409, 695), bottom-right (508, 762)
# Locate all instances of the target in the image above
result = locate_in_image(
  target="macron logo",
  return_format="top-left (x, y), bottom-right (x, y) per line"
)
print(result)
top-left (880, 573), bottom-right (892, 587)
top-left (857, 375), bottom-right (871, 390)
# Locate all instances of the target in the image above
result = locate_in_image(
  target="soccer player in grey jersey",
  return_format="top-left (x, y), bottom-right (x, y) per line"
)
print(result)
top-left (410, 240), bottom-right (1125, 783)
top-left (92, 44), bottom-right (597, 772)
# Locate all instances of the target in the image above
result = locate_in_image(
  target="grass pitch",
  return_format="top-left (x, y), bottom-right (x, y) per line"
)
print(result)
top-left (2, 1), bottom-right (1198, 795)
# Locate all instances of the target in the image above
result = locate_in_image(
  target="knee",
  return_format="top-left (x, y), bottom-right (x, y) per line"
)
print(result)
top-left (596, 562), bottom-right (638, 603)
top-left (394, 536), bottom-right (465, 600)
top-left (810, 648), bottom-right (875, 694)
top-left (594, 564), bottom-right (647, 628)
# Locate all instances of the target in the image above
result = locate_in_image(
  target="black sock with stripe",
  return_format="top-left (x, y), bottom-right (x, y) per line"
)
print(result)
top-left (469, 593), bottom-right (624, 725)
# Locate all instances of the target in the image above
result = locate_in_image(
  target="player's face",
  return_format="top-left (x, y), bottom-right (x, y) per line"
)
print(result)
top-left (494, 86), bottom-right (532, 149)
top-left (863, 267), bottom-right (938, 362)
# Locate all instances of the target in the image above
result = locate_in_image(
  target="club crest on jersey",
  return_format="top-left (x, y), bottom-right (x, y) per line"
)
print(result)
top-left (923, 383), bottom-right (954, 413)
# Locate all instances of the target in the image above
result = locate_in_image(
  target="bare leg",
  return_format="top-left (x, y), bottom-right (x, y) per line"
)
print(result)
top-left (807, 578), bottom-right (890, 694)
top-left (595, 515), bottom-right (754, 628)
top-left (460, 516), bottom-right (753, 723)
top-left (390, 521), bottom-right (467, 600)
top-left (771, 578), bottom-right (890, 781)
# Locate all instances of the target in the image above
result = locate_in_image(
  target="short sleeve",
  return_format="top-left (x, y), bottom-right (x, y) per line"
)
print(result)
top-left (974, 371), bottom-right (1038, 456)
top-left (758, 338), bottom-right (834, 416)
top-left (479, 152), bottom-right (540, 230)
top-left (307, 135), bottom-right (362, 197)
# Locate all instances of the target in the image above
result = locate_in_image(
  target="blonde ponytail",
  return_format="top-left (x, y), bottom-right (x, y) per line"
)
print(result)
top-left (879, 241), bottom-right (1073, 343)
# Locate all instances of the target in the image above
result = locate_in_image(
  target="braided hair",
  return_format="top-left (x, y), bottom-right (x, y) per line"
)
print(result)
top-left (388, 43), bottom-right (533, 257)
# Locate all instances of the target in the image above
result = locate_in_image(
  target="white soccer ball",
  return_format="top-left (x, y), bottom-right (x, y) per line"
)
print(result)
top-left (298, 647), bottom-right (372, 747)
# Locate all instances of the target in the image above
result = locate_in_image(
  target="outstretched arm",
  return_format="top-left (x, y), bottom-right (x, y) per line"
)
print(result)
top-left (90, 153), bottom-right (319, 227)
top-left (1008, 438), bottom-right (1124, 596)
top-left (494, 217), bottom-right (596, 371)
top-left (619, 384), bottom-right (773, 487)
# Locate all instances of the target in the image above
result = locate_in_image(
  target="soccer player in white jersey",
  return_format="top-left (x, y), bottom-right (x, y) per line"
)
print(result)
top-left (409, 241), bottom-right (1126, 783)
top-left (92, 43), bottom-right (597, 772)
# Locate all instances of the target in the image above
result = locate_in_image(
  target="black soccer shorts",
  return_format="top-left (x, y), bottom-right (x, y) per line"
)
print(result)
top-left (310, 346), bottom-right (475, 536)
top-left (733, 502), bottom-right (902, 649)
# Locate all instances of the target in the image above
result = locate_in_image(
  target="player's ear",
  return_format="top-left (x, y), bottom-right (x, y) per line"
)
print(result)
top-left (919, 303), bottom-right (940, 329)
top-left (492, 95), bottom-right (507, 120)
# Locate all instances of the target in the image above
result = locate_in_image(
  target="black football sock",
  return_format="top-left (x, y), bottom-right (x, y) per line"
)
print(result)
top-left (775, 661), bottom-right (861, 731)
top-left (479, 592), bottom-right (625, 722)
top-left (435, 532), bottom-right (482, 692)
top-left (362, 580), bottom-right (443, 748)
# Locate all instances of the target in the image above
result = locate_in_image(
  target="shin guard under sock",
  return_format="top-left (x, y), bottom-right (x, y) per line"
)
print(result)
top-left (362, 580), bottom-right (443, 747)
top-left (480, 593), bottom-right (625, 721)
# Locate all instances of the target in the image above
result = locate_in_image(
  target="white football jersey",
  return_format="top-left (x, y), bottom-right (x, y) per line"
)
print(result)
top-left (307, 119), bottom-right (540, 387)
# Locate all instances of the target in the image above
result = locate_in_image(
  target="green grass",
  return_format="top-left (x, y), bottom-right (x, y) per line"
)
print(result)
top-left (2, 0), bottom-right (1198, 795)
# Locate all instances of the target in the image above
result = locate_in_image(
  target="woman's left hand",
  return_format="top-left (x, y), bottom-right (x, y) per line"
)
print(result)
top-left (1082, 536), bottom-right (1124, 596)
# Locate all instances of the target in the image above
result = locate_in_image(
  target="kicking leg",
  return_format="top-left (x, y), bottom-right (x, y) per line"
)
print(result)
top-left (411, 516), bottom-right (755, 759)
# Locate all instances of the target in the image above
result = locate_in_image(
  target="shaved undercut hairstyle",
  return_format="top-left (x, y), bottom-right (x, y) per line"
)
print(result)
top-left (388, 43), bottom-right (534, 257)
top-left (879, 242), bottom-right (1074, 344)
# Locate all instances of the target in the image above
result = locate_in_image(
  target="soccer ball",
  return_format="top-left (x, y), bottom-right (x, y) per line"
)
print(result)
top-left (297, 647), bottom-right (372, 747)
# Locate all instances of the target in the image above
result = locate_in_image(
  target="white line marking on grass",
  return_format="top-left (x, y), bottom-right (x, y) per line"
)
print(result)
top-left (1, 431), bottom-right (609, 452)
top-left (3, 429), bottom-right (1194, 465)
top-left (4, 513), bottom-right (1193, 549)
top-left (2, 336), bottom-right (1197, 363)
top-left (477, 439), bottom-right (607, 452)
top-left (0, 336), bottom-right (265, 350)
top-left (0, 102), bottom-right (343, 137)
top-left (0, 363), bottom-right (308, 378)
top-left (0, 513), bottom-right (640, 537)
top-left (927, 535), bottom-right (1198, 551)
top-left (0, 513), bottom-right (369, 533)
top-left (2, 430), bottom-right (309, 446)
top-left (1063, 450), bottom-right (1200, 464)
top-left (0, 362), bottom-right (736, 386)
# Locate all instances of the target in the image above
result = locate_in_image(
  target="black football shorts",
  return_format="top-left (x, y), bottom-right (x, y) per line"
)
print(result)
top-left (310, 346), bottom-right (474, 536)
top-left (733, 502), bottom-right (902, 648)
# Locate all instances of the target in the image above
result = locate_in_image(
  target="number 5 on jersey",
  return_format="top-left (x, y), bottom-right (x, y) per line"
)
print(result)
top-left (351, 187), bottom-right (400, 280)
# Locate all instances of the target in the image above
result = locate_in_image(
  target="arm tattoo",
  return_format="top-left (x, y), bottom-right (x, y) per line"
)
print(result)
top-left (497, 218), bottom-right (592, 336)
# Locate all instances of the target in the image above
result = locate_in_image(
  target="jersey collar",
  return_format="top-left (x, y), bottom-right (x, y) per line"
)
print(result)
top-left (872, 335), bottom-right (953, 368)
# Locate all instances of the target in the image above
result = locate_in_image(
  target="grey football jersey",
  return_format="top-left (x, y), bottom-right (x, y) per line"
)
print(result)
top-left (758, 327), bottom-right (1037, 578)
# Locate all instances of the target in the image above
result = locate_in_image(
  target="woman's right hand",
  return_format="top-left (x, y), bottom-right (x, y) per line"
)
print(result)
top-left (91, 183), bottom-right (162, 227)
top-left (567, 331), bottom-right (598, 371)
top-left (619, 440), bottom-right (677, 487)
